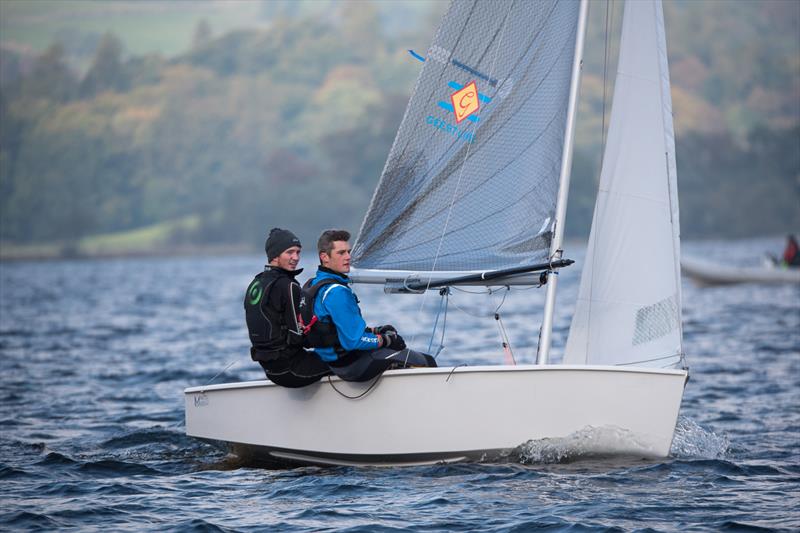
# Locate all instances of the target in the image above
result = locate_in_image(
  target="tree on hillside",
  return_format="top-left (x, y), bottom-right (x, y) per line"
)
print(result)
top-left (19, 43), bottom-right (77, 102)
top-left (192, 19), bottom-right (213, 51)
top-left (0, 48), bottom-right (25, 89)
top-left (338, 0), bottom-right (383, 63)
top-left (80, 32), bottom-right (129, 98)
top-left (677, 125), bottom-right (800, 237)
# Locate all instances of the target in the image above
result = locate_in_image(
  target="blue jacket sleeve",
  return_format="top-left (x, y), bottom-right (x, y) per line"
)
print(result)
top-left (321, 285), bottom-right (381, 352)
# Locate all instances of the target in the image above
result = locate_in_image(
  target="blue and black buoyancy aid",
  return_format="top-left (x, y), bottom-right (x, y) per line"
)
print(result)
top-left (297, 278), bottom-right (344, 351)
top-left (244, 267), bottom-right (303, 361)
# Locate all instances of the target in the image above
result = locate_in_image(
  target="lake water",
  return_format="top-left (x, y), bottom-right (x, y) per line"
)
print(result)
top-left (1, 238), bottom-right (798, 531)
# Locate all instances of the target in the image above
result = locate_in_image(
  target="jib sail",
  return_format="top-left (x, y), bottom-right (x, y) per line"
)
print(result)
top-left (563, 0), bottom-right (683, 368)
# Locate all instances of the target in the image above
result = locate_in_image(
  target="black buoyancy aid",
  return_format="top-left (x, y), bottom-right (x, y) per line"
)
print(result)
top-left (297, 278), bottom-right (344, 350)
top-left (245, 270), bottom-right (299, 361)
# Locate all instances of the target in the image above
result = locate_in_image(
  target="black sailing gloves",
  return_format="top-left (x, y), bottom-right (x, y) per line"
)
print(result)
top-left (381, 331), bottom-right (406, 351)
top-left (365, 324), bottom-right (405, 350)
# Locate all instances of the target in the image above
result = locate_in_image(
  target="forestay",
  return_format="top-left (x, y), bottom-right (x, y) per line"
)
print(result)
top-left (564, 0), bottom-right (683, 368)
top-left (352, 0), bottom-right (581, 273)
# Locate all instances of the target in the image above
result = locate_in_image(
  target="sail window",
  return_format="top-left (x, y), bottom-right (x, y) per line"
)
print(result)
top-left (632, 293), bottom-right (679, 346)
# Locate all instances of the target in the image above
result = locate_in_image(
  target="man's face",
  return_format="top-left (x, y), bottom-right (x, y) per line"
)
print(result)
top-left (271, 246), bottom-right (301, 271)
top-left (321, 240), bottom-right (351, 274)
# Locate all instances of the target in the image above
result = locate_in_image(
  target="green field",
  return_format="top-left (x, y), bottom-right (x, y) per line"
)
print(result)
top-left (0, 0), bottom-right (267, 57)
top-left (0, 216), bottom-right (202, 259)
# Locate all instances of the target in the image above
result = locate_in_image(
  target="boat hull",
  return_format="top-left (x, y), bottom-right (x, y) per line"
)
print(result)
top-left (185, 365), bottom-right (687, 466)
top-left (682, 256), bottom-right (800, 286)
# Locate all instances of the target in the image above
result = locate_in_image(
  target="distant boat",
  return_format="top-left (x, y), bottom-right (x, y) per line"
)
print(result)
top-left (682, 255), bottom-right (800, 286)
top-left (185, 0), bottom-right (688, 466)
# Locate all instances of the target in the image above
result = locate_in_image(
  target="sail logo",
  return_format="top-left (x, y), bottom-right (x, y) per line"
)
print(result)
top-left (424, 80), bottom-right (493, 144)
top-left (437, 81), bottom-right (492, 124)
top-left (425, 115), bottom-right (474, 143)
top-left (450, 81), bottom-right (479, 123)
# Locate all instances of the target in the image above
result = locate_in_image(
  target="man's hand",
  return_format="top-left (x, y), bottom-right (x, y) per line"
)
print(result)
top-left (372, 324), bottom-right (398, 335)
top-left (381, 331), bottom-right (406, 350)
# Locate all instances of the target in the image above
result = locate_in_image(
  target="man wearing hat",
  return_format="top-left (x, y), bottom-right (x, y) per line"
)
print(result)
top-left (244, 228), bottom-right (330, 387)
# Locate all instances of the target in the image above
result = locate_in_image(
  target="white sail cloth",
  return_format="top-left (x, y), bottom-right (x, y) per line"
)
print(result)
top-left (564, 0), bottom-right (683, 368)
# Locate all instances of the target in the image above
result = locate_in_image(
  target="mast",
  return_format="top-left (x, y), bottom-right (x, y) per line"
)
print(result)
top-left (537, 0), bottom-right (589, 365)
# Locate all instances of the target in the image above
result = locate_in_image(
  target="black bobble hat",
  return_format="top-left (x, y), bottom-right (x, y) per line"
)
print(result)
top-left (265, 228), bottom-right (301, 261)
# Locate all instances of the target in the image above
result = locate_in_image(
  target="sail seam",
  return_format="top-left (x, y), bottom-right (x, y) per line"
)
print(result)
top-left (595, 188), bottom-right (671, 205)
top-left (614, 71), bottom-right (660, 84)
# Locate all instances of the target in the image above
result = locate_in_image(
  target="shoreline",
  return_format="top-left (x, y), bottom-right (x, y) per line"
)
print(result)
top-left (0, 243), bottom-right (254, 262)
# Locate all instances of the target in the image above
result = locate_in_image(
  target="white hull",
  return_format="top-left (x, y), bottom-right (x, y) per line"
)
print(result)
top-left (185, 365), bottom-right (687, 466)
top-left (682, 256), bottom-right (800, 286)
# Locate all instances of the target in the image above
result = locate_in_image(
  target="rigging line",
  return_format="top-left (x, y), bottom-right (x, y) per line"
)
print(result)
top-left (179, 355), bottom-right (247, 427)
top-left (452, 285), bottom-right (513, 294)
top-left (490, 286), bottom-right (516, 365)
top-left (204, 357), bottom-right (241, 386)
top-left (447, 293), bottom-right (495, 319)
top-left (445, 363), bottom-right (469, 382)
top-left (451, 284), bottom-right (542, 294)
top-left (408, 0), bottom-right (517, 351)
top-left (428, 288), bottom-right (449, 353)
top-left (495, 312), bottom-right (516, 365)
top-left (326, 373), bottom-right (383, 400)
top-left (433, 290), bottom-right (449, 358)
top-left (491, 285), bottom-right (510, 313)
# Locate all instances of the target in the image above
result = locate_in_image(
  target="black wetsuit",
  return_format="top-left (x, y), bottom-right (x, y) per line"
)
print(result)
top-left (245, 266), bottom-right (330, 387)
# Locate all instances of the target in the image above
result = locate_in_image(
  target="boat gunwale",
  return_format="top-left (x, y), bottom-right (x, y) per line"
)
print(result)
top-left (184, 364), bottom-right (688, 394)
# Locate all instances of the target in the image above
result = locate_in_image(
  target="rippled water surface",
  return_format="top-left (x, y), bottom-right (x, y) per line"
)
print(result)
top-left (1, 238), bottom-right (798, 531)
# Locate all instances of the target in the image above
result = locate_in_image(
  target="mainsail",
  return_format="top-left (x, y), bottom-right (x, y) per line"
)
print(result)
top-left (352, 0), bottom-right (581, 272)
top-left (564, 0), bottom-right (683, 368)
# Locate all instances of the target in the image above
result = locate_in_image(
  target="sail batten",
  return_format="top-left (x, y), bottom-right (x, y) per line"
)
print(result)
top-left (353, 0), bottom-right (581, 273)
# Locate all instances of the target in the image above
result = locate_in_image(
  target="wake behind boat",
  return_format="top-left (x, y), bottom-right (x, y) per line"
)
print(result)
top-left (185, 0), bottom-right (690, 466)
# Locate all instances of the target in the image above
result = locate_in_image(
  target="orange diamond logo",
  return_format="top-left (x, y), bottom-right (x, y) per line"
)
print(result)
top-left (450, 81), bottom-right (480, 124)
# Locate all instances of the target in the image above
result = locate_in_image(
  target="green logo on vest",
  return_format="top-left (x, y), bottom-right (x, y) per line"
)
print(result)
top-left (247, 280), bottom-right (263, 305)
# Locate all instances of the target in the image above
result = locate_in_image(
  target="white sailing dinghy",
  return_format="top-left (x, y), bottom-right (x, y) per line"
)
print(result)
top-left (185, 0), bottom-right (689, 466)
top-left (681, 255), bottom-right (800, 286)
